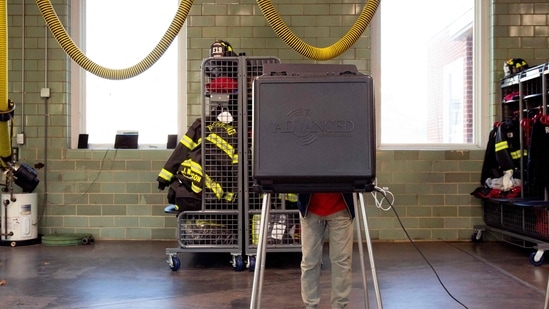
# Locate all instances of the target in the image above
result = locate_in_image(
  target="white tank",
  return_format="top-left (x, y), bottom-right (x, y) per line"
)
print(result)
top-left (1, 193), bottom-right (38, 246)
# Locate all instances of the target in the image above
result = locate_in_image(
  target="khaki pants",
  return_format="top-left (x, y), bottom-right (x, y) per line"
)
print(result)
top-left (300, 209), bottom-right (353, 309)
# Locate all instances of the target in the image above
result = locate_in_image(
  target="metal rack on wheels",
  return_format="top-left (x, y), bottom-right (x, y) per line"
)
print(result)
top-left (165, 56), bottom-right (282, 271)
top-left (241, 57), bottom-right (301, 270)
top-left (472, 61), bottom-right (549, 266)
top-left (166, 210), bottom-right (241, 270)
top-left (166, 56), bottom-right (243, 271)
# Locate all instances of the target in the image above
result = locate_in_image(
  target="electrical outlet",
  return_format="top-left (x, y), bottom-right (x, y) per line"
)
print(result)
top-left (11, 147), bottom-right (18, 162)
top-left (16, 133), bottom-right (25, 145)
top-left (40, 88), bottom-right (50, 98)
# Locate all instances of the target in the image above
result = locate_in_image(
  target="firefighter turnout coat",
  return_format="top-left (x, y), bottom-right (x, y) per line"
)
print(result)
top-left (157, 117), bottom-right (238, 211)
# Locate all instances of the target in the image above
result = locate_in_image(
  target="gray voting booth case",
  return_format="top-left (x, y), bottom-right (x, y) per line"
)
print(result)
top-left (250, 64), bottom-right (383, 309)
top-left (252, 63), bottom-right (376, 193)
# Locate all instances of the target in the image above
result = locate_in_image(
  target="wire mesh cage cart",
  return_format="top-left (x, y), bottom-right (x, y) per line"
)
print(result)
top-left (241, 57), bottom-right (302, 270)
top-left (165, 56), bottom-right (281, 271)
top-left (472, 62), bottom-right (549, 266)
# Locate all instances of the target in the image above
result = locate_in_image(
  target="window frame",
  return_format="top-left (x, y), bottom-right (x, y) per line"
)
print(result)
top-left (371, 0), bottom-right (490, 150)
top-left (69, 0), bottom-right (187, 150)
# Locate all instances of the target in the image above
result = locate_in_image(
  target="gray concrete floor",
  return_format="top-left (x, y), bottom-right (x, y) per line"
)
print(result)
top-left (0, 239), bottom-right (548, 309)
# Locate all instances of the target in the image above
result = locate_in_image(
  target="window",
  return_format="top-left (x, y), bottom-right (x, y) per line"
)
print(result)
top-left (71, 0), bottom-right (186, 149)
top-left (373, 0), bottom-right (488, 148)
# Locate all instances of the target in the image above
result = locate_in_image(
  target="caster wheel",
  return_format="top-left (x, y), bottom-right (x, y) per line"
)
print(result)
top-left (169, 256), bottom-right (181, 271)
top-left (471, 231), bottom-right (483, 243)
top-left (248, 256), bottom-right (256, 272)
top-left (234, 255), bottom-right (245, 271)
top-left (529, 252), bottom-right (544, 266)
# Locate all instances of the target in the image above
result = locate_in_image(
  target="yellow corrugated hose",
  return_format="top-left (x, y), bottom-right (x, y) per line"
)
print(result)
top-left (34, 0), bottom-right (380, 79)
top-left (0, 1), bottom-right (11, 162)
top-left (256, 0), bottom-right (380, 60)
top-left (35, 0), bottom-right (194, 80)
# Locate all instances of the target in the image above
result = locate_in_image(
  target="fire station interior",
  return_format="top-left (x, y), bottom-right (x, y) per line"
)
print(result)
top-left (2, 1), bottom-right (549, 308)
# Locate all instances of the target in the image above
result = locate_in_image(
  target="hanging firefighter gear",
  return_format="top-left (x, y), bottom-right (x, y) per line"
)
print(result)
top-left (494, 118), bottom-right (527, 178)
top-left (528, 115), bottom-right (549, 191)
top-left (157, 116), bottom-right (238, 212)
top-left (157, 119), bottom-right (201, 189)
top-left (472, 119), bottom-right (527, 199)
top-left (480, 122), bottom-right (500, 185)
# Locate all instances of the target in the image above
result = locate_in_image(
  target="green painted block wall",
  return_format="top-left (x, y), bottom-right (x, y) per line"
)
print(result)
top-left (3, 0), bottom-right (544, 241)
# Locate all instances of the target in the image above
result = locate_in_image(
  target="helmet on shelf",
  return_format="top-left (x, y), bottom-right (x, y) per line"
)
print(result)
top-left (210, 40), bottom-right (237, 57)
top-left (503, 58), bottom-right (529, 76)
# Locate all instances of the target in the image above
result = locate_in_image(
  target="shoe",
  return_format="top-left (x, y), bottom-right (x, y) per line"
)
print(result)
top-left (471, 187), bottom-right (490, 198)
top-left (164, 204), bottom-right (180, 214)
top-left (487, 188), bottom-right (503, 198)
top-left (471, 187), bottom-right (502, 199)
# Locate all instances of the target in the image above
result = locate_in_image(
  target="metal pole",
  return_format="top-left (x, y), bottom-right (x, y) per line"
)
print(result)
top-left (354, 193), bottom-right (370, 308)
top-left (250, 193), bottom-right (271, 309)
top-left (359, 192), bottom-right (383, 308)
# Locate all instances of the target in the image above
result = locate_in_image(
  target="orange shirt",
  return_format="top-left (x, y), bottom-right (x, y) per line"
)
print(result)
top-left (308, 193), bottom-right (346, 216)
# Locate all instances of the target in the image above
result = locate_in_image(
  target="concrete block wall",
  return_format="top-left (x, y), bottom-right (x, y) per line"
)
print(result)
top-left (492, 1), bottom-right (549, 114)
top-left (3, 0), bottom-right (543, 241)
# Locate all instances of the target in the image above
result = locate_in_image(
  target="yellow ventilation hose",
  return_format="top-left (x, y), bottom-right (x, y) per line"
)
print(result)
top-left (0, 1), bottom-right (11, 162)
top-left (256, 0), bottom-right (380, 61)
top-left (35, 0), bottom-right (194, 80)
top-left (34, 0), bottom-right (379, 79)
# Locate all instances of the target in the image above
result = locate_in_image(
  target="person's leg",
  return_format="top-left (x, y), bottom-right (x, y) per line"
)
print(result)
top-left (327, 210), bottom-right (353, 309)
top-left (300, 212), bottom-right (326, 309)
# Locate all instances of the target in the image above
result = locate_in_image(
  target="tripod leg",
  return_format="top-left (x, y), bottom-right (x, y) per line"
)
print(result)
top-left (250, 193), bottom-right (271, 309)
top-left (359, 192), bottom-right (383, 309)
top-left (354, 193), bottom-right (370, 308)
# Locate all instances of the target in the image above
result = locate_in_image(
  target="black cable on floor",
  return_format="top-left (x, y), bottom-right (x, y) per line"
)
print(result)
top-left (373, 187), bottom-right (469, 309)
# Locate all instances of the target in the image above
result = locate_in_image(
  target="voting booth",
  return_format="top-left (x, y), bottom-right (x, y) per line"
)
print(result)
top-left (252, 63), bottom-right (376, 193)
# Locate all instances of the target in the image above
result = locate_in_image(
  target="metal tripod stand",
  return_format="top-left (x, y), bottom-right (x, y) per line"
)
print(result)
top-left (249, 192), bottom-right (383, 309)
